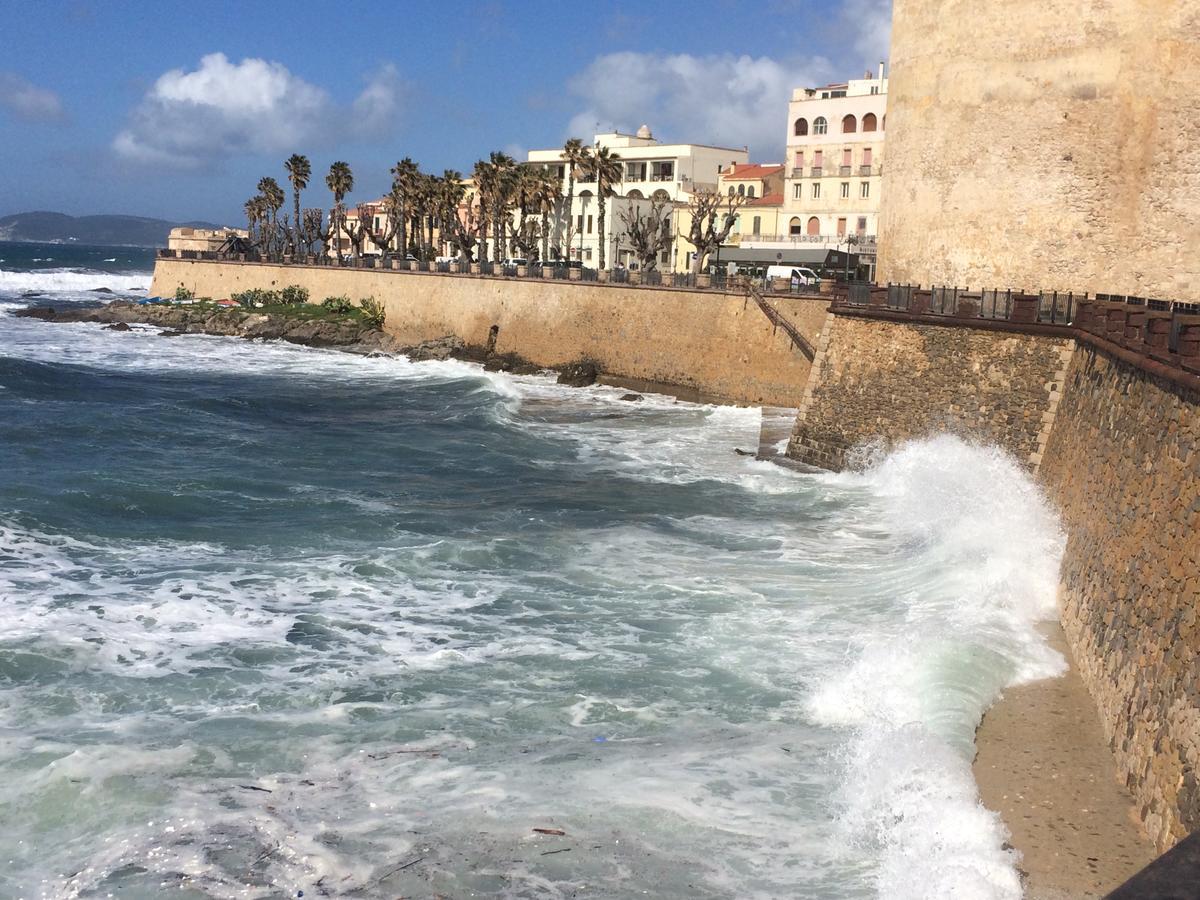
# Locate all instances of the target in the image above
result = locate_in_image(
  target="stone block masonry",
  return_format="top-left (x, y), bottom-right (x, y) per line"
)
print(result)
top-left (1039, 345), bottom-right (1200, 850)
top-left (151, 259), bottom-right (831, 408)
top-left (787, 312), bottom-right (1072, 470)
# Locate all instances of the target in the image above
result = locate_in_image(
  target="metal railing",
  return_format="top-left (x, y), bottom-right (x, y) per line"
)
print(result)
top-left (833, 282), bottom-right (1200, 378)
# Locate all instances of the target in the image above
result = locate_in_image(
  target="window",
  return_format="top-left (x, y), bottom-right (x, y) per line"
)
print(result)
top-left (857, 217), bottom-right (868, 234)
top-left (585, 248), bottom-right (592, 261)
top-left (863, 113), bottom-right (878, 132)
top-left (752, 215), bottom-right (762, 235)
top-left (789, 216), bottom-right (803, 235)
top-left (576, 214), bottom-right (583, 232)
top-left (862, 147), bottom-right (873, 167)
top-left (626, 162), bottom-right (647, 181)
top-left (870, 85), bottom-right (879, 95)
top-left (587, 215), bottom-right (593, 234)
top-left (842, 114), bottom-right (857, 133)
top-left (793, 118), bottom-right (808, 136)
top-left (837, 217), bottom-right (847, 236)
top-left (795, 151), bottom-right (804, 169)
top-left (747, 186), bottom-right (755, 198)
top-left (813, 117), bottom-right (828, 135)
top-left (807, 216), bottom-right (820, 236)
top-left (841, 182), bottom-right (850, 199)
top-left (737, 184), bottom-right (745, 196)
top-left (811, 183), bottom-right (821, 199)
top-left (842, 149), bottom-right (852, 167)
top-left (729, 185), bottom-right (736, 196)
top-left (793, 183), bottom-right (803, 200)
top-left (860, 181), bottom-right (870, 199)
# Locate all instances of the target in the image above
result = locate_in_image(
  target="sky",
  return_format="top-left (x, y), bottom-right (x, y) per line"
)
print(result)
top-left (0, 0), bottom-right (892, 224)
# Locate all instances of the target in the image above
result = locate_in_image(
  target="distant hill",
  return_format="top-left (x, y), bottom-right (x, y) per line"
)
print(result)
top-left (0, 211), bottom-right (231, 247)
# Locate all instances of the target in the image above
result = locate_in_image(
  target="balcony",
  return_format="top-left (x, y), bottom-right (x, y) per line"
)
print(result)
top-left (839, 166), bottom-right (852, 176)
top-left (791, 167), bottom-right (804, 178)
top-left (810, 167), bottom-right (823, 177)
top-left (649, 173), bottom-right (676, 182)
top-left (859, 165), bottom-right (873, 176)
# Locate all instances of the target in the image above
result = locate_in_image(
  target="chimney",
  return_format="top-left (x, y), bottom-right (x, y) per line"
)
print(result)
top-left (878, 61), bottom-right (886, 80)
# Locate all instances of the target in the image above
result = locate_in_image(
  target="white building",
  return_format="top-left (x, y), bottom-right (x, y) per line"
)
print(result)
top-left (525, 127), bottom-right (749, 270)
top-left (742, 64), bottom-right (888, 278)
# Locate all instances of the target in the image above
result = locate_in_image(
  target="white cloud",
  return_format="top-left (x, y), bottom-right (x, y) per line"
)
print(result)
top-left (352, 64), bottom-right (406, 138)
top-left (0, 72), bottom-right (65, 122)
top-left (113, 53), bottom-right (405, 169)
top-left (565, 52), bottom-right (832, 161)
top-left (842, 0), bottom-right (893, 65)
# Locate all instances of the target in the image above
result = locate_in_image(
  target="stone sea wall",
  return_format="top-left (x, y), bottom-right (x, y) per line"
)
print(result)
top-left (787, 312), bottom-right (1073, 470)
top-left (152, 259), bottom-right (829, 407)
top-left (1039, 345), bottom-right (1200, 849)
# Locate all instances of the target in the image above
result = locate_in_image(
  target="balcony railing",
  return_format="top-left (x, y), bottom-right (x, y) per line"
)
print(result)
top-left (859, 165), bottom-right (874, 176)
top-left (742, 234), bottom-right (878, 246)
top-left (649, 173), bottom-right (676, 182)
top-left (791, 167), bottom-right (804, 178)
top-left (810, 167), bottom-right (823, 177)
top-left (839, 166), bottom-right (852, 176)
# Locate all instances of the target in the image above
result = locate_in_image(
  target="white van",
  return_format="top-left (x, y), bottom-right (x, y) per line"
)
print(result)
top-left (765, 265), bottom-right (820, 285)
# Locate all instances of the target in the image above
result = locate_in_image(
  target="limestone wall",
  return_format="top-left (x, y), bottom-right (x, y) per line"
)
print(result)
top-left (152, 259), bottom-right (829, 407)
top-left (1039, 346), bottom-right (1200, 849)
top-left (879, 0), bottom-right (1200, 301)
top-left (786, 312), bottom-right (1073, 470)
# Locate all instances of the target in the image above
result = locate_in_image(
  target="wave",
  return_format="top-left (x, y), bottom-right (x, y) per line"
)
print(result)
top-left (807, 434), bottom-right (1065, 899)
top-left (0, 267), bottom-right (151, 294)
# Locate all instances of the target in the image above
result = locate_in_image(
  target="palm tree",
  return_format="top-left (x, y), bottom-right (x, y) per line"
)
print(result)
top-left (325, 161), bottom-right (354, 262)
top-left (284, 154), bottom-right (311, 256)
top-left (415, 172), bottom-right (439, 261)
top-left (561, 137), bottom-right (585, 262)
top-left (535, 167), bottom-right (562, 262)
top-left (256, 177), bottom-right (285, 256)
top-left (243, 195), bottom-right (264, 249)
top-left (472, 158), bottom-right (495, 263)
top-left (390, 157), bottom-right (420, 260)
top-left (488, 151), bottom-right (517, 259)
top-left (584, 146), bottom-right (623, 270)
top-left (437, 170), bottom-right (472, 260)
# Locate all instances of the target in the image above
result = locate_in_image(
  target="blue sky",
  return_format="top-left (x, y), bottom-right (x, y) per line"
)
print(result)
top-left (0, 0), bottom-right (891, 223)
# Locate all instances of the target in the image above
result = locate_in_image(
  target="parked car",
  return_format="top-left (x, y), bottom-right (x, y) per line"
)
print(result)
top-left (500, 258), bottom-right (528, 267)
top-left (764, 265), bottom-right (820, 285)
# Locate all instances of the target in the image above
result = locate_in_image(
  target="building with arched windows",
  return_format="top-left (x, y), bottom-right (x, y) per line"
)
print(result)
top-left (756, 64), bottom-right (888, 277)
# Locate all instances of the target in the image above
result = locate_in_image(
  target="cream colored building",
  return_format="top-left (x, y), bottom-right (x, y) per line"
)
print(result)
top-left (525, 127), bottom-right (749, 271)
top-left (167, 226), bottom-right (247, 252)
top-left (743, 66), bottom-right (887, 276)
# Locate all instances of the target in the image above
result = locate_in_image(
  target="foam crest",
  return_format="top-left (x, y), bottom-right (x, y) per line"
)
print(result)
top-left (0, 267), bottom-right (151, 294)
top-left (807, 434), bottom-right (1066, 898)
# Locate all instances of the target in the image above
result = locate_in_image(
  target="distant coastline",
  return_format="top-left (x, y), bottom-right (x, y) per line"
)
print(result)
top-left (0, 211), bottom-right (230, 248)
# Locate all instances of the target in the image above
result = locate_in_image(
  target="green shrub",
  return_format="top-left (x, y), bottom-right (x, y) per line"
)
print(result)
top-left (231, 287), bottom-right (281, 308)
top-left (359, 296), bottom-right (386, 329)
top-left (281, 285), bottom-right (309, 305)
top-left (174, 286), bottom-right (194, 301)
top-left (321, 295), bottom-right (353, 313)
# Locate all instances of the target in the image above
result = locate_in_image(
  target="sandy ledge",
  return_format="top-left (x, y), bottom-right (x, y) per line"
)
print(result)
top-left (974, 623), bottom-right (1155, 898)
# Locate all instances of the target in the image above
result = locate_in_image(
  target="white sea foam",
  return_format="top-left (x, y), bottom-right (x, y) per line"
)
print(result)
top-left (806, 434), bottom-right (1066, 899)
top-left (0, 266), bottom-right (151, 294)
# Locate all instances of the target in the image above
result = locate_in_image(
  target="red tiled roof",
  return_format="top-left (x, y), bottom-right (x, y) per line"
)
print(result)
top-left (747, 193), bottom-right (783, 207)
top-left (721, 163), bottom-right (784, 180)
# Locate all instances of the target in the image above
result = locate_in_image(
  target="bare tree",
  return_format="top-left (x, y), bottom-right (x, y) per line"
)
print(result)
top-left (301, 208), bottom-right (326, 257)
top-left (684, 189), bottom-right (746, 274)
top-left (619, 200), bottom-right (673, 272)
top-left (344, 204), bottom-right (373, 262)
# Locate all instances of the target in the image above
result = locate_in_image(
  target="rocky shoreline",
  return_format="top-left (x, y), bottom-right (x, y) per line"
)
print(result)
top-left (15, 301), bottom-right (604, 386)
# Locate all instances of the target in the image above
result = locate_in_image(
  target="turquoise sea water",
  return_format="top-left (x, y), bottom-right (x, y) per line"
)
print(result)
top-left (0, 244), bottom-right (1066, 899)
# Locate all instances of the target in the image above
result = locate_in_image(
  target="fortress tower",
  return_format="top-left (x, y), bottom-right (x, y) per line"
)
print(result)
top-left (877, 0), bottom-right (1200, 302)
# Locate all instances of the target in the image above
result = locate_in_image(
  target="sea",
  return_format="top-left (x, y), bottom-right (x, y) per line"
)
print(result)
top-left (0, 240), bottom-right (1067, 899)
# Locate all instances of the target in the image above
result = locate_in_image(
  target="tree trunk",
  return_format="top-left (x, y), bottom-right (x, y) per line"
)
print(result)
top-left (598, 193), bottom-right (607, 271)
top-left (293, 192), bottom-right (302, 255)
top-left (565, 178), bottom-right (575, 261)
top-left (541, 210), bottom-right (549, 262)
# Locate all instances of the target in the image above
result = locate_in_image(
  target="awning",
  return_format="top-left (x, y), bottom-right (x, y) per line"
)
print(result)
top-left (718, 247), bottom-right (831, 266)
